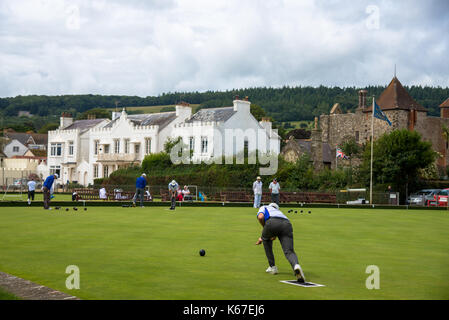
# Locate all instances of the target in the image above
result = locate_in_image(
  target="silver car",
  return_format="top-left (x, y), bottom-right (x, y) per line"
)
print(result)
top-left (408, 189), bottom-right (441, 206)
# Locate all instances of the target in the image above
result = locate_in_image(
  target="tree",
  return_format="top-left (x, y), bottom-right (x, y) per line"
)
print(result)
top-left (341, 138), bottom-right (362, 185)
top-left (38, 123), bottom-right (59, 133)
top-left (77, 108), bottom-right (110, 120)
top-left (361, 129), bottom-right (437, 202)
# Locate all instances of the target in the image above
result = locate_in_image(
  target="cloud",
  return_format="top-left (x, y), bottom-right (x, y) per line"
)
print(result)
top-left (0, 0), bottom-right (448, 98)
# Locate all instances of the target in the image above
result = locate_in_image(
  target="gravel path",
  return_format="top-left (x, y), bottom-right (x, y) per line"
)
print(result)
top-left (0, 271), bottom-right (80, 300)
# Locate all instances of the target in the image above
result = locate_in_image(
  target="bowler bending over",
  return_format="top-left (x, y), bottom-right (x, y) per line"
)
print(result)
top-left (255, 203), bottom-right (305, 283)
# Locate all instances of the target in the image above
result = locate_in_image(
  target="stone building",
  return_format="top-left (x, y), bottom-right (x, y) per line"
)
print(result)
top-left (320, 76), bottom-right (449, 170)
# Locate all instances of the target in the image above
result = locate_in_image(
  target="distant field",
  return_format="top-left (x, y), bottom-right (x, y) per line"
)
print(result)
top-left (0, 206), bottom-right (448, 300)
top-left (107, 104), bottom-right (201, 114)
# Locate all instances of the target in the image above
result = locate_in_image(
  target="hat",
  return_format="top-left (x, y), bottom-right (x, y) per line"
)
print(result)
top-left (54, 173), bottom-right (59, 178)
top-left (142, 173), bottom-right (146, 176)
top-left (257, 176), bottom-right (261, 180)
top-left (171, 180), bottom-right (177, 184)
top-left (268, 203), bottom-right (279, 210)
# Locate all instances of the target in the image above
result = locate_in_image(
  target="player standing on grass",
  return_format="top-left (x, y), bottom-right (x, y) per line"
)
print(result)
top-left (255, 203), bottom-right (306, 283)
top-left (269, 178), bottom-right (280, 205)
top-left (133, 173), bottom-right (147, 207)
top-left (27, 177), bottom-right (36, 205)
top-left (168, 180), bottom-right (179, 210)
top-left (42, 173), bottom-right (58, 210)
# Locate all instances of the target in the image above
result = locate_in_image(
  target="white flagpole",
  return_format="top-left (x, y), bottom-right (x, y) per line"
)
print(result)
top-left (370, 96), bottom-right (375, 205)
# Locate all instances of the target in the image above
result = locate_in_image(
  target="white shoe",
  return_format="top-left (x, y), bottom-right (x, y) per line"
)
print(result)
top-left (266, 266), bottom-right (278, 274)
top-left (294, 264), bottom-right (306, 283)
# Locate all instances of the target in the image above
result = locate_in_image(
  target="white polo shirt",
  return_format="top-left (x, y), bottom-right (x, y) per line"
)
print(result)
top-left (253, 181), bottom-right (263, 195)
top-left (27, 180), bottom-right (36, 191)
top-left (269, 182), bottom-right (280, 194)
top-left (257, 205), bottom-right (289, 222)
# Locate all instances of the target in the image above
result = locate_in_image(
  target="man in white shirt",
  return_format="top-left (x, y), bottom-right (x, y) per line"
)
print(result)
top-left (255, 203), bottom-right (306, 283)
top-left (168, 180), bottom-right (179, 210)
top-left (182, 185), bottom-right (191, 201)
top-left (269, 178), bottom-right (281, 205)
top-left (27, 178), bottom-right (37, 205)
top-left (99, 187), bottom-right (107, 200)
top-left (252, 176), bottom-right (263, 208)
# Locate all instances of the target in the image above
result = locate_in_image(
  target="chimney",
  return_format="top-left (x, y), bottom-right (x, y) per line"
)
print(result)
top-left (175, 102), bottom-right (192, 119)
top-left (233, 97), bottom-right (251, 113)
top-left (358, 90), bottom-right (368, 108)
top-left (60, 112), bottom-right (73, 129)
top-left (259, 117), bottom-right (272, 132)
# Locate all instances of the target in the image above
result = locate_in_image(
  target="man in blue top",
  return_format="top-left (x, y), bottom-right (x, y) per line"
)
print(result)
top-left (133, 173), bottom-right (147, 207)
top-left (255, 203), bottom-right (306, 283)
top-left (168, 180), bottom-right (179, 210)
top-left (43, 173), bottom-right (58, 209)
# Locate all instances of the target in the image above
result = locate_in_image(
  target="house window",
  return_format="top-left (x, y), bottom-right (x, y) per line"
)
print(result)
top-left (68, 141), bottom-right (74, 156)
top-left (145, 138), bottom-right (152, 154)
top-left (13, 146), bottom-right (19, 152)
top-left (50, 143), bottom-right (62, 156)
top-left (104, 144), bottom-right (110, 154)
top-left (114, 139), bottom-right (120, 154)
top-left (103, 165), bottom-right (109, 177)
top-left (201, 137), bottom-right (208, 153)
top-left (124, 139), bottom-right (130, 154)
top-left (49, 165), bottom-right (61, 177)
top-left (93, 164), bottom-right (99, 178)
top-left (94, 140), bottom-right (99, 155)
top-left (189, 137), bottom-right (195, 152)
top-left (355, 131), bottom-right (360, 143)
top-left (134, 143), bottom-right (140, 155)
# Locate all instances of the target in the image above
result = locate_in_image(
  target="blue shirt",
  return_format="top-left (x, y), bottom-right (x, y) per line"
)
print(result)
top-left (136, 176), bottom-right (147, 188)
top-left (43, 175), bottom-right (55, 189)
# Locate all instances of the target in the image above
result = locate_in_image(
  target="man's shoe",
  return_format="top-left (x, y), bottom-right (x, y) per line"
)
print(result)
top-left (266, 266), bottom-right (278, 274)
top-left (294, 264), bottom-right (306, 283)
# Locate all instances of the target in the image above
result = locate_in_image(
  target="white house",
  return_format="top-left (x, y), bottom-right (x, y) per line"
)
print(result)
top-left (47, 99), bottom-right (280, 186)
top-left (48, 113), bottom-right (110, 185)
top-left (172, 98), bottom-right (280, 162)
top-left (88, 104), bottom-right (192, 184)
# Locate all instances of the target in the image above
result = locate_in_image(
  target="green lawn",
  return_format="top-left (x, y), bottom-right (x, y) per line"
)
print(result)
top-left (0, 206), bottom-right (448, 300)
top-left (1, 193), bottom-right (73, 202)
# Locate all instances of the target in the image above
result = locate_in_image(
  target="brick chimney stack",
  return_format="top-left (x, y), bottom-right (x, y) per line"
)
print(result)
top-left (358, 90), bottom-right (368, 109)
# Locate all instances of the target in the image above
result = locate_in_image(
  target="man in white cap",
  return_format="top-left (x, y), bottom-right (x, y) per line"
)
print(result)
top-left (252, 176), bottom-right (263, 208)
top-left (133, 173), bottom-right (147, 207)
top-left (42, 173), bottom-right (58, 209)
top-left (255, 202), bottom-right (306, 283)
top-left (168, 180), bottom-right (179, 210)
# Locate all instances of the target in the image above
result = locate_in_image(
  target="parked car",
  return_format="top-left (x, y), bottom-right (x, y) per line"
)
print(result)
top-left (408, 189), bottom-right (441, 206)
top-left (428, 188), bottom-right (449, 207)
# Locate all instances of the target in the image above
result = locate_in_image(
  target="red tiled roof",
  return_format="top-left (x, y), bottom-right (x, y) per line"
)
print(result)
top-left (440, 97), bottom-right (449, 108)
top-left (365, 77), bottom-right (427, 112)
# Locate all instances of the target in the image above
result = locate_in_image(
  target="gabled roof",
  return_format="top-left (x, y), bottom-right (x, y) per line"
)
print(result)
top-left (185, 107), bottom-right (236, 123)
top-left (440, 97), bottom-right (449, 108)
top-left (104, 112), bottom-right (177, 130)
top-left (64, 119), bottom-right (107, 132)
top-left (4, 132), bottom-right (48, 146)
top-left (366, 77), bottom-right (426, 112)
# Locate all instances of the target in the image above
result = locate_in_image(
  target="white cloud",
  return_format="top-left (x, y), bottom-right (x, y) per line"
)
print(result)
top-left (0, 0), bottom-right (448, 97)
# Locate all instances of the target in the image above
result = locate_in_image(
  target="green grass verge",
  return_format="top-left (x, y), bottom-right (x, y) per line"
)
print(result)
top-left (0, 287), bottom-right (20, 300)
top-left (0, 206), bottom-right (448, 299)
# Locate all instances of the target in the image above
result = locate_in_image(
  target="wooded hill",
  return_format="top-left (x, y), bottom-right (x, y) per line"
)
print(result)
top-left (1, 84), bottom-right (448, 132)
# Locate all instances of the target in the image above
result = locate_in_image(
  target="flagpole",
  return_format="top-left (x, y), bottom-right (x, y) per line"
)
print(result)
top-left (370, 96), bottom-right (375, 205)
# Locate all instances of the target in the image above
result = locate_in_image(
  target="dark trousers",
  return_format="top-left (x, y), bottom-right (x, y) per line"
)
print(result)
top-left (28, 190), bottom-right (35, 200)
top-left (271, 193), bottom-right (280, 205)
top-left (170, 192), bottom-right (176, 208)
top-left (43, 187), bottom-right (51, 209)
top-left (262, 218), bottom-right (299, 269)
top-left (133, 188), bottom-right (145, 207)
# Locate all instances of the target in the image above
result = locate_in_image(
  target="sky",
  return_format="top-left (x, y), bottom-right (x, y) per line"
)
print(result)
top-left (0, 0), bottom-right (448, 98)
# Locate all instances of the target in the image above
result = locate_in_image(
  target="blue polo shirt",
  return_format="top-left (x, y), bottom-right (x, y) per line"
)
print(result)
top-left (136, 176), bottom-right (147, 188)
top-left (43, 175), bottom-right (55, 189)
